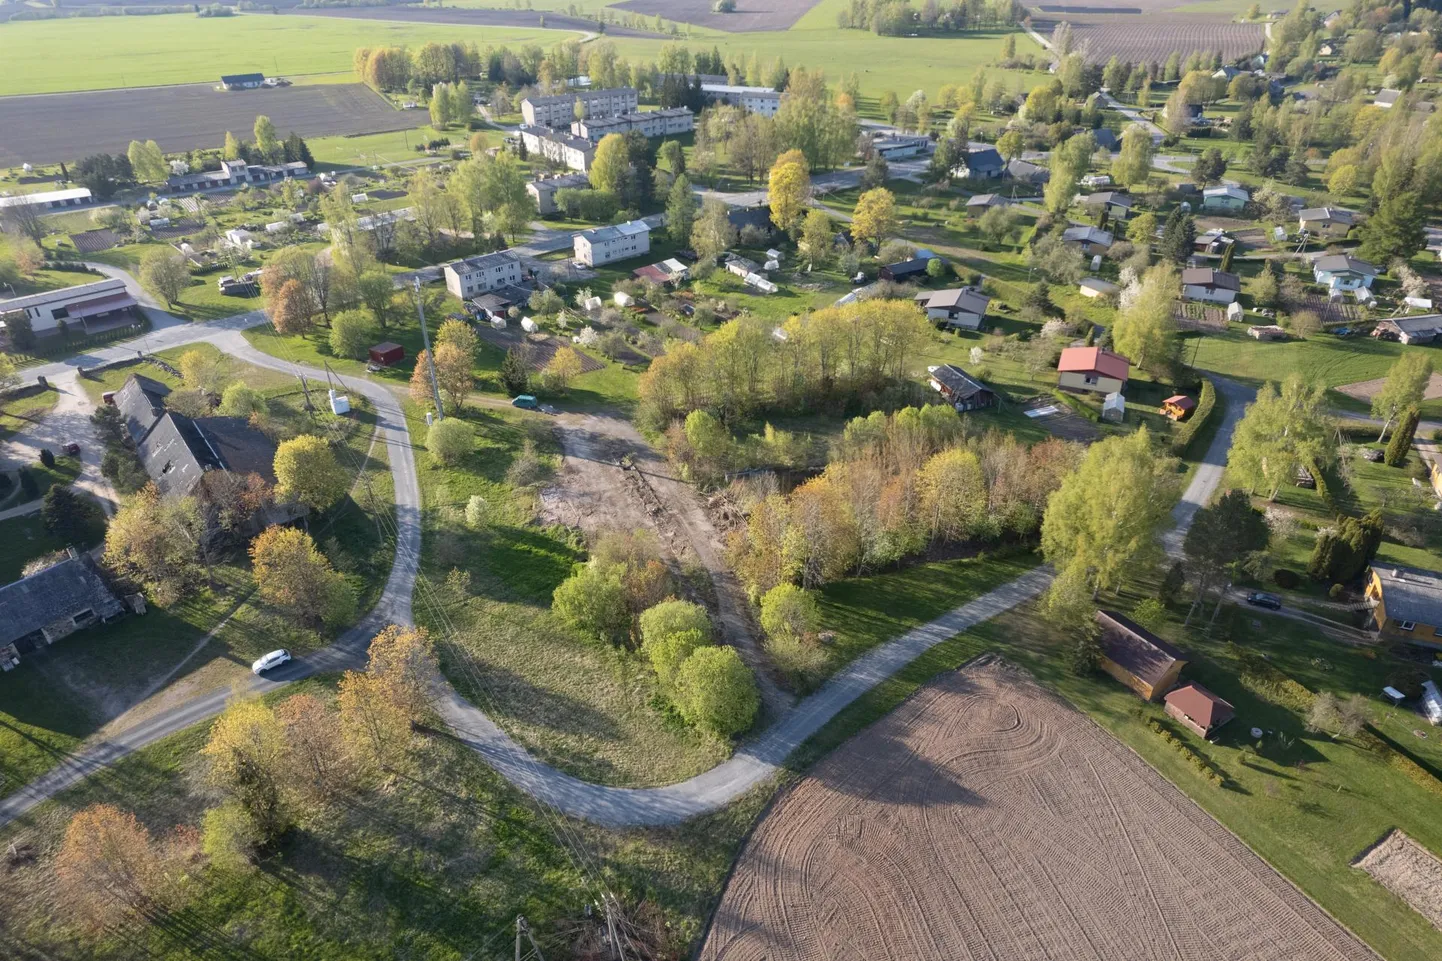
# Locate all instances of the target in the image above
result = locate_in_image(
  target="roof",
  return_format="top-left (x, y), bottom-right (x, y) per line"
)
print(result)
top-left (0, 554), bottom-right (124, 646)
top-left (114, 374), bottom-right (171, 445)
top-left (0, 277), bottom-right (127, 314)
top-left (963, 147), bottom-right (1005, 172)
top-left (1384, 314), bottom-right (1442, 335)
top-left (701, 83), bottom-right (782, 98)
top-left (527, 172), bottom-right (591, 194)
top-left (1203, 185), bottom-right (1249, 201)
top-left (1058, 346), bottom-right (1130, 381)
top-left (0, 187), bottom-right (92, 209)
top-left (966, 193), bottom-right (1008, 206)
top-left (221, 73), bottom-right (264, 85)
top-left (727, 205), bottom-right (774, 232)
top-left (632, 264), bottom-right (671, 284)
top-left (1061, 225), bottom-right (1114, 247)
top-left (1181, 267), bottom-right (1241, 291)
top-left (883, 258), bottom-right (929, 277)
top-left (1376, 88), bottom-right (1402, 105)
top-left (1006, 158), bottom-right (1050, 182)
top-left (918, 287), bottom-right (990, 315)
top-left (523, 86), bottom-right (636, 107)
top-left (67, 292), bottom-right (137, 318)
top-left (1084, 191), bottom-right (1133, 208)
top-left (1164, 682), bottom-right (1235, 730)
top-left (371, 341), bottom-right (404, 354)
top-left (1096, 610), bottom-right (1187, 688)
top-left (1163, 394), bottom-right (1197, 410)
top-left (577, 218), bottom-right (651, 244)
top-left (1298, 206), bottom-right (1355, 225)
top-left (928, 364), bottom-right (993, 401)
top-left (1092, 128), bottom-right (1120, 150)
top-left (136, 410), bottom-right (280, 499)
top-left (1080, 277), bottom-right (1120, 294)
top-left (447, 251), bottom-right (520, 274)
top-left (1372, 565), bottom-right (1442, 626)
top-left (1314, 254), bottom-right (1378, 276)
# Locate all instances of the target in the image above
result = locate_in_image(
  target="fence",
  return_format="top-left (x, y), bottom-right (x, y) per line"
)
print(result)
top-left (10, 318), bottom-right (152, 369)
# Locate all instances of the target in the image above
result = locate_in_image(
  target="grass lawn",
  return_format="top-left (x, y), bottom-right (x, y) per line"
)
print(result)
top-left (307, 124), bottom-right (470, 170)
top-left (0, 507), bottom-right (106, 583)
top-left (0, 388), bottom-right (59, 441)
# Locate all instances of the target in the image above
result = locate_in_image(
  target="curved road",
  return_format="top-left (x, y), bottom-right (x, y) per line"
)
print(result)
top-left (0, 311), bottom-right (1247, 831)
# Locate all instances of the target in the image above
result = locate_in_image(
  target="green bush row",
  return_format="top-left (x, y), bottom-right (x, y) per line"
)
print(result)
top-left (1169, 378), bottom-right (1217, 457)
top-left (1147, 718), bottom-right (1224, 786)
top-left (1050, 388), bottom-right (1101, 423)
top-left (1361, 725), bottom-right (1442, 801)
top-left (1228, 642), bottom-right (1315, 714)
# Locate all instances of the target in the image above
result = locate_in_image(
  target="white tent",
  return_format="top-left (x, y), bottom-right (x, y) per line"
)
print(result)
top-left (1102, 392), bottom-right (1126, 423)
top-left (1226, 301), bottom-right (1243, 321)
top-left (490, 316), bottom-right (507, 330)
top-left (520, 317), bottom-right (538, 333)
top-left (614, 291), bottom-right (634, 307)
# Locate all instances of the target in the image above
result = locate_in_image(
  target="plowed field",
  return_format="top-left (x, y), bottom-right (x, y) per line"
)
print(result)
top-left (1041, 15), bottom-right (1265, 63)
top-left (701, 657), bottom-right (1379, 961)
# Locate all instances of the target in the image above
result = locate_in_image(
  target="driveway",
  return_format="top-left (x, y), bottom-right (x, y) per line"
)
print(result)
top-left (0, 370), bottom-right (116, 519)
top-left (1161, 374), bottom-right (1254, 556)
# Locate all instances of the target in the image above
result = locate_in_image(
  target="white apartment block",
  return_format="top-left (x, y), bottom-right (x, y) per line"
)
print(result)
top-left (573, 219), bottom-right (651, 267)
top-left (701, 84), bottom-right (784, 117)
top-left (570, 108), bottom-right (695, 143)
top-left (521, 87), bottom-right (639, 127)
top-left (443, 251), bottom-right (524, 300)
top-left (527, 172), bottom-right (592, 215)
top-left (519, 127), bottom-right (596, 172)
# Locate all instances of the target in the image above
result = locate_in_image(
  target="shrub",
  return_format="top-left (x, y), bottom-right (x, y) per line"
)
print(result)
top-left (328, 309), bottom-right (375, 361)
top-left (644, 627), bottom-right (710, 690)
top-left (201, 800), bottom-right (260, 874)
top-left (39, 448), bottom-right (55, 469)
top-left (1168, 377), bottom-right (1216, 457)
top-left (18, 467), bottom-right (37, 500)
top-left (672, 645), bottom-right (760, 737)
top-left (464, 494), bottom-right (489, 530)
top-left (426, 418), bottom-right (474, 467)
top-left (505, 440), bottom-right (551, 487)
top-left (552, 562), bottom-right (629, 644)
top-left (219, 383), bottom-right (265, 418)
top-left (763, 631), bottom-right (830, 690)
top-left (639, 599), bottom-right (712, 647)
top-left (759, 583), bottom-right (821, 641)
top-left (1272, 568), bottom-right (1300, 589)
top-left (1328, 582), bottom-right (1346, 600)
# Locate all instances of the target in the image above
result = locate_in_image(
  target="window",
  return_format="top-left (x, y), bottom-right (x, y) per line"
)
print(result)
top-left (1084, 375), bottom-right (1098, 385)
top-left (72, 609), bottom-right (95, 626)
top-left (1399, 620), bottom-right (1417, 631)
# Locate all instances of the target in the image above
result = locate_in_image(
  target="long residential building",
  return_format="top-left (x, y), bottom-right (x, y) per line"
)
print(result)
top-left (164, 159), bottom-right (308, 193)
top-left (0, 278), bottom-right (138, 336)
top-left (442, 251), bottom-right (524, 300)
top-left (521, 87), bottom-right (639, 127)
top-left (519, 127), bottom-right (596, 172)
top-left (527, 172), bottom-right (591, 215)
top-left (573, 219), bottom-right (651, 267)
top-left (0, 187), bottom-right (93, 212)
top-left (701, 83), bottom-right (784, 116)
top-left (570, 107), bottom-right (694, 143)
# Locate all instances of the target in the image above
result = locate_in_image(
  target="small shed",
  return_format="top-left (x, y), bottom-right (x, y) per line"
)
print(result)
top-left (1164, 682), bottom-right (1235, 739)
top-left (614, 291), bottom-right (635, 307)
top-left (368, 342), bottom-right (405, 367)
top-left (1226, 301), bottom-right (1244, 322)
top-left (1161, 395), bottom-right (1196, 421)
top-left (490, 316), bottom-right (507, 330)
top-left (583, 295), bottom-right (603, 313)
top-left (1102, 391), bottom-right (1126, 423)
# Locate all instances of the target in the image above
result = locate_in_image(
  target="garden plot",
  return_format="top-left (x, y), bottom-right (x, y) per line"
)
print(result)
top-left (702, 657), bottom-right (1378, 961)
top-left (68, 229), bottom-right (119, 254)
top-left (1355, 830), bottom-right (1442, 932)
top-left (1174, 300), bottom-right (1226, 332)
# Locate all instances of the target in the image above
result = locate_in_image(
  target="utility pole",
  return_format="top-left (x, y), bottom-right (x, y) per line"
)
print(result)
top-left (602, 894), bottom-right (628, 961)
top-left (514, 916), bottom-right (544, 961)
top-left (414, 276), bottom-right (444, 420)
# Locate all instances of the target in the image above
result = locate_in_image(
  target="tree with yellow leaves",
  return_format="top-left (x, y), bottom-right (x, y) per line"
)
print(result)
top-left (338, 670), bottom-right (416, 774)
top-left (850, 187), bottom-right (898, 249)
top-left (55, 804), bottom-right (160, 930)
top-left (202, 697), bottom-right (292, 842)
top-left (273, 433), bottom-right (348, 512)
top-left (768, 148), bottom-right (812, 235)
top-left (249, 525), bottom-right (356, 628)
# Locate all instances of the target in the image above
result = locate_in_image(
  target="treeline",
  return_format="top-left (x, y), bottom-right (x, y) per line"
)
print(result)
top-left (637, 298), bottom-right (934, 430)
top-left (836, 0), bottom-right (1023, 35)
top-left (726, 406), bottom-right (1081, 592)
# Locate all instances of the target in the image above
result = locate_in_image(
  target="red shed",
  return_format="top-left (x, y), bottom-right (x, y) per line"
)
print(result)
top-left (369, 342), bottom-right (405, 367)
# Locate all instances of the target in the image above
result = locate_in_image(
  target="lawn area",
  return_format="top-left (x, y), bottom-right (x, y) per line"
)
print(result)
top-left (307, 124), bottom-right (471, 170)
top-left (0, 388), bottom-right (59, 441)
top-left (0, 506), bottom-right (106, 584)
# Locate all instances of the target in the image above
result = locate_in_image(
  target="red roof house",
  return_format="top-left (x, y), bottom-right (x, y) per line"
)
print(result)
top-left (1057, 346), bottom-right (1131, 395)
top-left (1164, 682), bottom-right (1235, 738)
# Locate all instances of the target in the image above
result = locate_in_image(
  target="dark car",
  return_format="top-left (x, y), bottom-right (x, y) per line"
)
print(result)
top-left (1246, 592), bottom-right (1282, 610)
top-left (62, 442), bottom-right (81, 456)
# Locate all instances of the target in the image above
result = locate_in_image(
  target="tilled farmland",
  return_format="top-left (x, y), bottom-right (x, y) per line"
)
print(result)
top-left (1041, 15), bottom-right (1266, 63)
top-left (0, 83), bottom-right (419, 167)
top-left (701, 657), bottom-right (1380, 961)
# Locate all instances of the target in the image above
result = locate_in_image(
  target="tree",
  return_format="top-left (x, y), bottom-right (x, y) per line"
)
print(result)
top-left (432, 342), bottom-right (474, 411)
top-left (219, 383), bottom-right (265, 418)
top-left (996, 128), bottom-right (1025, 161)
top-left (553, 562), bottom-right (630, 644)
top-left (1111, 123), bottom-right (1153, 186)
top-left (978, 204), bottom-right (1021, 250)
top-left (1193, 147), bottom-right (1228, 185)
top-left (1157, 208), bottom-right (1196, 265)
top-left (691, 197), bottom-right (737, 264)
top-left (0, 351), bottom-right (18, 396)
top-left (1385, 406), bottom-right (1421, 467)
top-left (640, 599), bottom-right (713, 687)
top-left (337, 670), bottom-right (414, 773)
top-left (356, 269), bottom-right (399, 329)
top-left (672, 645), bottom-right (759, 736)
top-left (798, 207), bottom-right (834, 269)
top-left (1044, 131), bottom-right (1095, 215)
top-left (41, 485), bottom-right (93, 544)
top-left (269, 278), bottom-right (314, 337)
top-left (1111, 264), bottom-right (1180, 373)
top-left (759, 583), bottom-right (820, 640)
top-left (666, 173), bottom-right (697, 244)
top-left (659, 138), bottom-right (685, 175)
top-left (126, 139), bottom-right (167, 183)
top-left (768, 149), bottom-right (812, 235)
top-left (273, 434), bottom-right (347, 512)
top-left (1183, 488), bottom-right (1270, 624)
top-left (253, 114), bottom-right (281, 162)
top-left (917, 446), bottom-right (987, 541)
top-left (250, 525), bottom-right (355, 627)
top-left (104, 484), bottom-right (204, 604)
top-left (500, 345), bottom-right (533, 395)
top-left (55, 804), bottom-right (159, 929)
top-left (178, 347), bottom-right (230, 396)
top-left (542, 345), bottom-right (583, 394)
top-left (223, 131), bottom-right (244, 159)
top-left (1372, 352), bottom-right (1433, 441)
top-left (139, 247), bottom-right (190, 306)
top-left (427, 417), bottom-right (474, 466)
top-left (590, 133), bottom-right (631, 193)
top-left (328, 308), bottom-right (375, 360)
top-left (1227, 374), bottom-right (1332, 499)
top-left (1041, 428), bottom-right (1179, 598)
top-left (1359, 189), bottom-right (1426, 263)
top-left (850, 187), bottom-right (897, 248)
top-left (203, 697), bottom-right (291, 842)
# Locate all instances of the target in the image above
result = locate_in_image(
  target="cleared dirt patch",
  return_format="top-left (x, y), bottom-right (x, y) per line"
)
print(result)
top-left (1174, 300), bottom-right (1226, 332)
top-left (0, 83), bottom-right (418, 167)
top-left (1337, 372), bottom-right (1442, 405)
top-left (613, 0), bottom-right (822, 32)
top-left (702, 657), bottom-right (1379, 961)
top-left (1355, 830), bottom-right (1442, 931)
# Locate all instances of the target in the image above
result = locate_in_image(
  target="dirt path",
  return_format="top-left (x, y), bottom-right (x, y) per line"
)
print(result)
top-left (543, 412), bottom-right (792, 716)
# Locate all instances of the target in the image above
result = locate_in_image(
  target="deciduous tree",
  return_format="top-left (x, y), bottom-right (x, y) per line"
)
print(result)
top-left (203, 698), bottom-right (291, 842)
top-left (850, 187), bottom-right (897, 248)
top-left (328, 308), bottom-right (374, 360)
top-left (139, 247), bottom-right (190, 306)
top-left (55, 804), bottom-right (160, 929)
top-left (767, 148), bottom-right (812, 235)
top-left (104, 485), bottom-right (204, 605)
top-left (672, 645), bottom-right (759, 736)
top-left (250, 525), bottom-right (355, 627)
top-left (1372, 352), bottom-right (1433, 441)
top-left (589, 133), bottom-right (631, 194)
top-left (1111, 264), bottom-right (1180, 373)
top-left (273, 434), bottom-right (348, 511)
top-left (1227, 374), bottom-right (1333, 500)
top-left (269, 278), bottom-right (314, 337)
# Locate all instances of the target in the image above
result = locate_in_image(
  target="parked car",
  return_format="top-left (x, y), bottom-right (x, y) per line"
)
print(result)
top-left (512, 395), bottom-right (539, 410)
top-left (62, 442), bottom-right (80, 456)
top-left (1245, 592), bottom-right (1282, 610)
top-left (251, 649), bottom-right (292, 675)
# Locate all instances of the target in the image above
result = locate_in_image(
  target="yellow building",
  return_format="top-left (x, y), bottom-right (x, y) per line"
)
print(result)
top-left (1366, 564), bottom-right (1442, 642)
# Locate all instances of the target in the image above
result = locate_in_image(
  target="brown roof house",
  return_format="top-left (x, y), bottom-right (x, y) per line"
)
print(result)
top-left (1095, 610), bottom-right (1188, 701)
top-left (1164, 682), bottom-right (1235, 739)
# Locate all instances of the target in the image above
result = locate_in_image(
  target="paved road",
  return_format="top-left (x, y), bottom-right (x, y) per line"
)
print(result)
top-left (1162, 374), bottom-right (1254, 556)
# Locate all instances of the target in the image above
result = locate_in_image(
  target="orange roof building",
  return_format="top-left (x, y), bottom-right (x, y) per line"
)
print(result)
top-left (1057, 346), bottom-right (1130, 395)
top-left (1164, 682), bottom-right (1235, 738)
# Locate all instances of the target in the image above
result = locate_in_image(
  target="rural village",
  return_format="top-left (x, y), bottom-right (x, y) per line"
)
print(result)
top-left (10, 0), bottom-right (1442, 958)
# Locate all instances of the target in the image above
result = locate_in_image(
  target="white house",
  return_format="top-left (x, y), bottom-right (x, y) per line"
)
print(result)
top-left (1181, 267), bottom-right (1241, 305)
top-left (573, 219), bottom-right (651, 267)
top-left (1313, 254), bottom-right (1377, 291)
top-left (914, 287), bottom-right (991, 330)
top-left (0, 187), bottom-right (92, 212)
top-left (443, 251), bottom-right (524, 300)
top-left (701, 83), bottom-right (783, 116)
top-left (0, 278), bottom-right (137, 336)
top-left (1201, 185), bottom-right (1249, 211)
top-left (521, 87), bottom-right (638, 127)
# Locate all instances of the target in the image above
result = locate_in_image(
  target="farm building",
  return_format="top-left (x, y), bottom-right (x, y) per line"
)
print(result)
top-left (1082, 191), bottom-right (1134, 220)
top-left (1061, 225), bottom-right (1114, 255)
top-left (926, 364), bottom-right (995, 412)
top-left (1181, 267), bottom-right (1241, 305)
top-left (527, 172), bottom-right (591, 215)
top-left (165, 159), bottom-right (307, 193)
top-left (700, 83), bottom-right (783, 117)
top-left (1079, 277), bottom-right (1119, 299)
top-left (0, 277), bottom-right (137, 337)
top-left (872, 135), bottom-right (932, 160)
top-left (1313, 254), bottom-right (1377, 291)
top-left (521, 87), bottom-right (638, 126)
top-left (1248, 324), bottom-right (1288, 340)
top-left (368, 343), bottom-right (404, 367)
top-left (1374, 88), bottom-right (1402, 109)
top-left (0, 186), bottom-right (92, 212)
top-left (632, 258), bottom-right (689, 285)
top-left (518, 127), bottom-right (595, 172)
top-left (881, 258), bottom-right (929, 282)
top-left (443, 251), bottom-right (524, 300)
top-left (965, 193), bottom-right (1010, 212)
top-left (1372, 315), bottom-right (1442, 345)
top-left (1297, 206), bottom-right (1355, 240)
top-left (956, 147), bottom-right (1005, 180)
top-left (570, 107), bottom-right (694, 143)
top-left (1202, 185), bottom-right (1249, 211)
top-left (1057, 346), bottom-right (1129, 395)
top-left (1165, 682), bottom-right (1235, 738)
top-left (1366, 564), bottom-right (1442, 643)
top-left (220, 73), bottom-right (265, 90)
top-left (915, 287), bottom-right (990, 329)
top-left (1161, 395), bottom-right (1197, 420)
top-left (1006, 158), bottom-right (1049, 185)
top-left (573, 219), bottom-right (650, 267)
top-left (0, 551), bottom-right (129, 671)
top-left (1095, 609), bottom-right (1188, 702)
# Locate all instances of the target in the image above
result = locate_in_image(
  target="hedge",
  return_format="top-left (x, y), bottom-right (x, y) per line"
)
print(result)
top-left (1147, 718), bottom-right (1224, 786)
top-left (1169, 377), bottom-right (1217, 457)
top-left (1051, 388), bottom-right (1102, 423)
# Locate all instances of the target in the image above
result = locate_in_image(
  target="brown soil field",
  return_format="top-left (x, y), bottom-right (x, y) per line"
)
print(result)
top-left (1337, 372), bottom-right (1442, 405)
top-left (613, 0), bottom-right (823, 32)
top-left (282, 5), bottom-right (664, 38)
top-left (1355, 830), bottom-right (1442, 932)
top-left (0, 83), bottom-right (418, 167)
top-left (701, 657), bottom-right (1380, 961)
top-left (1038, 15), bottom-right (1266, 63)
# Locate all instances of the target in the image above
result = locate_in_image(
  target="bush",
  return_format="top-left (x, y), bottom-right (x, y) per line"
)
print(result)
top-left (1272, 568), bottom-right (1300, 589)
top-left (39, 448), bottom-right (55, 469)
top-left (426, 418), bottom-right (474, 467)
top-left (464, 494), bottom-right (489, 530)
top-left (763, 632), bottom-right (830, 690)
top-left (201, 800), bottom-right (260, 874)
top-left (644, 627), bottom-right (710, 690)
top-left (328, 309), bottom-right (375, 361)
top-left (505, 440), bottom-right (550, 487)
top-left (18, 467), bottom-right (37, 501)
top-left (639, 599), bottom-right (712, 647)
top-left (1328, 582), bottom-right (1346, 600)
top-left (1169, 377), bottom-right (1217, 457)
top-left (672, 645), bottom-right (760, 737)
top-left (759, 583), bottom-right (820, 640)
top-left (552, 562), bottom-right (629, 645)
top-left (219, 383), bottom-right (265, 418)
